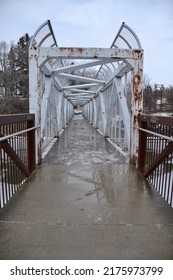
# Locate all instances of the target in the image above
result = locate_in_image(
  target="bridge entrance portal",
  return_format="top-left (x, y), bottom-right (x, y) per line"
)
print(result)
top-left (29, 20), bottom-right (143, 165)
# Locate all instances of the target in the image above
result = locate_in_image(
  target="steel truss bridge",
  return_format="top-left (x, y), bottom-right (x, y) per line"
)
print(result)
top-left (29, 20), bottom-right (143, 165)
top-left (0, 20), bottom-right (173, 210)
top-left (0, 21), bottom-right (173, 260)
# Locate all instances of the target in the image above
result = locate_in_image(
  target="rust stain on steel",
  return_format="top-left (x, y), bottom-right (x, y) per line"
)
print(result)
top-left (59, 47), bottom-right (85, 57)
top-left (133, 111), bottom-right (142, 125)
top-left (134, 49), bottom-right (143, 59)
top-left (76, 48), bottom-right (85, 54)
top-left (134, 49), bottom-right (141, 54)
top-left (133, 69), bottom-right (143, 102)
top-left (133, 114), bottom-right (138, 125)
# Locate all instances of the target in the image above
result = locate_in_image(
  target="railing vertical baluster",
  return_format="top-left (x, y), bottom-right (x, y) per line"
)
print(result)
top-left (27, 118), bottom-right (36, 174)
top-left (138, 119), bottom-right (147, 173)
top-left (138, 114), bottom-right (173, 207)
top-left (0, 114), bottom-right (36, 209)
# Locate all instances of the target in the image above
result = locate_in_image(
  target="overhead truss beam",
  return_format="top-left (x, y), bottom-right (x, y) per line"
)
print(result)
top-left (58, 73), bottom-right (105, 85)
top-left (65, 89), bottom-right (96, 94)
top-left (65, 93), bottom-right (95, 97)
top-left (52, 59), bottom-right (113, 74)
top-left (63, 83), bottom-right (98, 90)
top-left (39, 47), bottom-right (143, 62)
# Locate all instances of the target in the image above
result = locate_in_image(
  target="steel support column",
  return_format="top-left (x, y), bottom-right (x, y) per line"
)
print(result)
top-left (29, 47), bottom-right (42, 164)
top-left (130, 52), bottom-right (143, 166)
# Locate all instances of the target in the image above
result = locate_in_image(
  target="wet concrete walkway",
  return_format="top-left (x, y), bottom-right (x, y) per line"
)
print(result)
top-left (0, 115), bottom-right (173, 259)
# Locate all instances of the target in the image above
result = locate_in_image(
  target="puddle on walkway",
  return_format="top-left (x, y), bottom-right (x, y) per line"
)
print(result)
top-left (27, 161), bottom-right (173, 227)
top-left (65, 163), bottom-right (147, 207)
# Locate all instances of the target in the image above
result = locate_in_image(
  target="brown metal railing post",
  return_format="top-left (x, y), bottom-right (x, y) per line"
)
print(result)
top-left (138, 116), bottom-right (147, 174)
top-left (27, 116), bottom-right (36, 174)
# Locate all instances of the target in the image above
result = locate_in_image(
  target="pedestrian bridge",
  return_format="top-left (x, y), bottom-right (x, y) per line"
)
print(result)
top-left (0, 20), bottom-right (173, 259)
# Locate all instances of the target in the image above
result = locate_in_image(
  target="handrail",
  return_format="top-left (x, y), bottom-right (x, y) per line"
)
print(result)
top-left (137, 127), bottom-right (173, 142)
top-left (138, 114), bottom-right (173, 207)
top-left (0, 126), bottom-right (38, 142)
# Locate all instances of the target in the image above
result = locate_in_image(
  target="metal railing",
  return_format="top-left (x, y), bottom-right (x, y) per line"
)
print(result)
top-left (0, 114), bottom-right (36, 209)
top-left (138, 114), bottom-right (173, 207)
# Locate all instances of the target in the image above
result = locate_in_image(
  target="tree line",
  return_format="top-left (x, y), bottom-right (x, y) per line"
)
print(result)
top-left (0, 34), bottom-right (173, 115)
top-left (0, 34), bottom-right (30, 114)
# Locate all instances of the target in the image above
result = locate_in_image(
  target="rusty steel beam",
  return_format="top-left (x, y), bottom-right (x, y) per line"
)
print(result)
top-left (39, 47), bottom-right (143, 63)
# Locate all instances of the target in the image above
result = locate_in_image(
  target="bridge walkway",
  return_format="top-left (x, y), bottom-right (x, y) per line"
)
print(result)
top-left (0, 115), bottom-right (173, 259)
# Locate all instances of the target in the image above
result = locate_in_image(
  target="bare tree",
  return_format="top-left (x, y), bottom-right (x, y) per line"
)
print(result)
top-left (0, 35), bottom-right (30, 114)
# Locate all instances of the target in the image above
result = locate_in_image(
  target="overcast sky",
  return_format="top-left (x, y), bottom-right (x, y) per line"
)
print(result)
top-left (1, 0), bottom-right (173, 87)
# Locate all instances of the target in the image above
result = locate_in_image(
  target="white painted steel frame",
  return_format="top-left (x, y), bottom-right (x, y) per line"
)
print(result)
top-left (29, 21), bottom-right (73, 164)
top-left (29, 20), bottom-right (143, 166)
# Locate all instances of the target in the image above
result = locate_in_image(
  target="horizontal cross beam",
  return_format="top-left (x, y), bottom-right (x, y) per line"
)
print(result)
top-left (65, 89), bottom-right (96, 94)
top-left (58, 73), bottom-right (105, 85)
top-left (63, 83), bottom-right (98, 90)
top-left (70, 100), bottom-right (88, 104)
top-left (65, 93), bottom-right (95, 97)
top-left (68, 96), bottom-right (92, 100)
top-left (39, 47), bottom-right (143, 61)
top-left (52, 59), bottom-right (113, 74)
